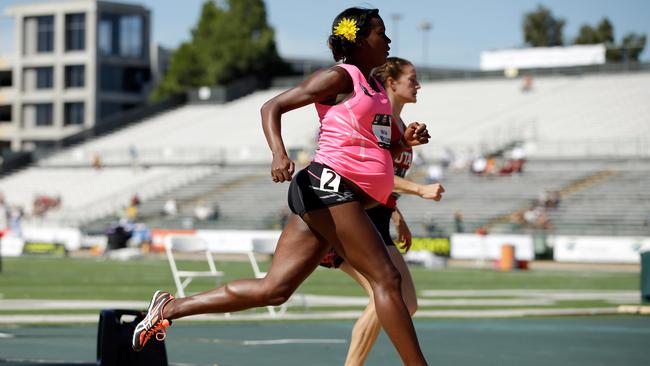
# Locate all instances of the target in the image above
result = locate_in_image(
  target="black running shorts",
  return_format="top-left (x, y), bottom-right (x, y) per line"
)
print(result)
top-left (366, 205), bottom-right (396, 248)
top-left (319, 204), bottom-right (396, 269)
top-left (288, 162), bottom-right (358, 218)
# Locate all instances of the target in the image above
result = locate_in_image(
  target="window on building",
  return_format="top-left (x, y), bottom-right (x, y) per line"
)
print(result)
top-left (36, 16), bottom-right (54, 53)
top-left (0, 71), bottom-right (11, 87)
top-left (99, 14), bottom-right (144, 58)
top-left (100, 65), bottom-right (150, 93)
top-left (64, 102), bottom-right (84, 125)
top-left (35, 104), bottom-right (53, 126)
top-left (65, 65), bottom-right (85, 88)
top-left (98, 18), bottom-right (114, 56)
top-left (35, 67), bottom-right (54, 89)
top-left (119, 15), bottom-right (143, 58)
top-left (0, 105), bottom-right (11, 122)
top-left (65, 13), bottom-right (86, 51)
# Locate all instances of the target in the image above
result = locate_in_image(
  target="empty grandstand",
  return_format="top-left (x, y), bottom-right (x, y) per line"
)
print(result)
top-left (0, 69), bottom-right (648, 238)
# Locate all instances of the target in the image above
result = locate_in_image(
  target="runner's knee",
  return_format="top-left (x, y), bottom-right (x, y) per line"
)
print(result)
top-left (264, 281), bottom-right (294, 306)
top-left (374, 267), bottom-right (402, 295)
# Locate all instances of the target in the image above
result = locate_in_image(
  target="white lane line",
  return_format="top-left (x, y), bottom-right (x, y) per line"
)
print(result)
top-left (241, 339), bottom-right (347, 346)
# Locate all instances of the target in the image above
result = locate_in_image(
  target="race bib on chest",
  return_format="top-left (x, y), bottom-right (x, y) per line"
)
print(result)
top-left (372, 114), bottom-right (392, 149)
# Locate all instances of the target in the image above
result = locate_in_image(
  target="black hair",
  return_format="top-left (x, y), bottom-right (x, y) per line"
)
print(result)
top-left (328, 7), bottom-right (380, 62)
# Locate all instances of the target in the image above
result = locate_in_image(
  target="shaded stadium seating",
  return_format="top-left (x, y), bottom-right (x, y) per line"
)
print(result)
top-left (1, 71), bottom-right (648, 236)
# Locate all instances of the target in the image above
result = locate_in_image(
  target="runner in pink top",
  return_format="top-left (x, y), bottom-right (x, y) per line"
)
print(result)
top-left (313, 63), bottom-right (394, 205)
top-left (132, 8), bottom-right (430, 365)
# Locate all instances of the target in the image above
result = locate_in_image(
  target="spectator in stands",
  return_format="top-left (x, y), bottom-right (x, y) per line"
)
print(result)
top-left (471, 155), bottom-right (487, 175)
top-left (133, 9), bottom-right (430, 364)
top-left (8, 205), bottom-right (23, 237)
top-left (425, 163), bottom-right (443, 183)
top-left (453, 210), bottom-right (465, 233)
top-left (523, 203), bottom-right (541, 226)
top-left (129, 144), bottom-right (139, 171)
top-left (510, 143), bottom-right (526, 174)
top-left (441, 147), bottom-right (454, 170)
top-left (130, 194), bottom-right (141, 207)
top-left (32, 194), bottom-right (62, 217)
top-left (545, 190), bottom-right (561, 209)
top-left (106, 219), bottom-right (132, 251)
top-left (125, 194), bottom-right (141, 222)
top-left (92, 153), bottom-right (103, 170)
top-left (521, 75), bottom-right (534, 93)
top-left (194, 200), bottom-right (217, 221)
top-left (424, 215), bottom-right (445, 237)
top-left (162, 198), bottom-right (178, 217)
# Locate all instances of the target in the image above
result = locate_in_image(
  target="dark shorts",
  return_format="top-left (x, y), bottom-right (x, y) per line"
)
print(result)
top-left (288, 161), bottom-right (358, 218)
top-left (319, 205), bottom-right (396, 269)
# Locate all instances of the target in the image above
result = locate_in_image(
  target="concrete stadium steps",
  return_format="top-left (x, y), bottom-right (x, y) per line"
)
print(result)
top-left (37, 72), bottom-right (650, 169)
top-left (126, 165), bottom-right (287, 230)
top-left (395, 158), bottom-right (650, 236)
top-left (403, 72), bottom-right (650, 158)
top-left (0, 166), bottom-right (213, 226)
top-left (398, 168), bottom-right (588, 236)
top-left (39, 89), bottom-right (320, 167)
top-left (546, 170), bottom-right (650, 235)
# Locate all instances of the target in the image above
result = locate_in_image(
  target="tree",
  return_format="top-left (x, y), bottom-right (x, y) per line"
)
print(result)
top-left (575, 18), bottom-right (613, 45)
top-left (573, 17), bottom-right (646, 63)
top-left (151, 0), bottom-right (288, 101)
top-left (523, 5), bottom-right (565, 47)
top-left (612, 33), bottom-right (647, 63)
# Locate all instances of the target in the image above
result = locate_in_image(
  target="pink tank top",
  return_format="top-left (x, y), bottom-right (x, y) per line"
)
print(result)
top-left (313, 64), bottom-right (394, 205)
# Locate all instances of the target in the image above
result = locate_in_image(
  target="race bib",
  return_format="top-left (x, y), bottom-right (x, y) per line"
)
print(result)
top-left (372, 114), bottom-right (392, 149)
top-left (320, 168), bottom-right (341, 192)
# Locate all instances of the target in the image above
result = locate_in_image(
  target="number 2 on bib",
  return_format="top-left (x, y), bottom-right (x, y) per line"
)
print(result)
top-left (320, 168), bottom-right (341, 192)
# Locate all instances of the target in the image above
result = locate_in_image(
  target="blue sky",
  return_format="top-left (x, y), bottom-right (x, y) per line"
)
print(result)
top-left (1, 0), bottom-right (648, 68)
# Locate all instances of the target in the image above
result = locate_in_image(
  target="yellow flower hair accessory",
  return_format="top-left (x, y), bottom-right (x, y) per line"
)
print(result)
top-left (334, 17), bottom-right (359, 42)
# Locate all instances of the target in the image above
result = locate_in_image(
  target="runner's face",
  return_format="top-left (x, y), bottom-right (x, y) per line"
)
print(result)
top-left (361, 17), bottom-right (391, 67)
top-left (391, 64), bottom-right (420, 104)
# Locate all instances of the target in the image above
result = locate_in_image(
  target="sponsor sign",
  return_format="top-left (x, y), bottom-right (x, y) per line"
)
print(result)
top-left (551, 235), bottom-right (650, 263)
top-left (22, 242), bottom-right (66, 256)
top-left (0, 235), bottom-right (24, 257)
top-left (21, 226), bottom-right (82, 251)
top-left (450, 234), bottom-right (534, 261)
top-left (400, 237), bottom-right (450, 256)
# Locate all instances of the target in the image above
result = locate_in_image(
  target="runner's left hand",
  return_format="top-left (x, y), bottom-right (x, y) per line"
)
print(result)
top-left (403, 122), bottom-right (430, 147)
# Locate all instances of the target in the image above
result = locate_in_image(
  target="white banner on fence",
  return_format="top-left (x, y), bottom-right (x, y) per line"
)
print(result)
top-left (22, 226), bottom-right (82, 251)
top-left (196, 230), bottom-right (281, 254)
top-left (480, 44), bottom-right (606, 70)
top-left (450, 234), bottom-right (534, 261)
top-left (551, 235), bottom-right (650, 263)
top-left (0, 235), bottom-right (24, 257)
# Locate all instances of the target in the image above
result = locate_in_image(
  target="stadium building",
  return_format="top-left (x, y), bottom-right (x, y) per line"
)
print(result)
top-left (1, 0), bottom-right (151, 152)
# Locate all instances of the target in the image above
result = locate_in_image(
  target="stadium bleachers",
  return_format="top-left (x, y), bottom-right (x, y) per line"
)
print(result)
top-left (402, 72), bottom-right (650, 158)
top-left (0, 166), bottom-right (213, 225)
top-left (546, 168), bottom-right (650, 236)
top-left (1, 71), bottom-right (648, 235)
top-left (39, 72), bottom-right (650, 168)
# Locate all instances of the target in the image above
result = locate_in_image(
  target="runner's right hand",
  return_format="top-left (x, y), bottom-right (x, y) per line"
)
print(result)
top-left (271, 154), bottom-right (295, 183)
